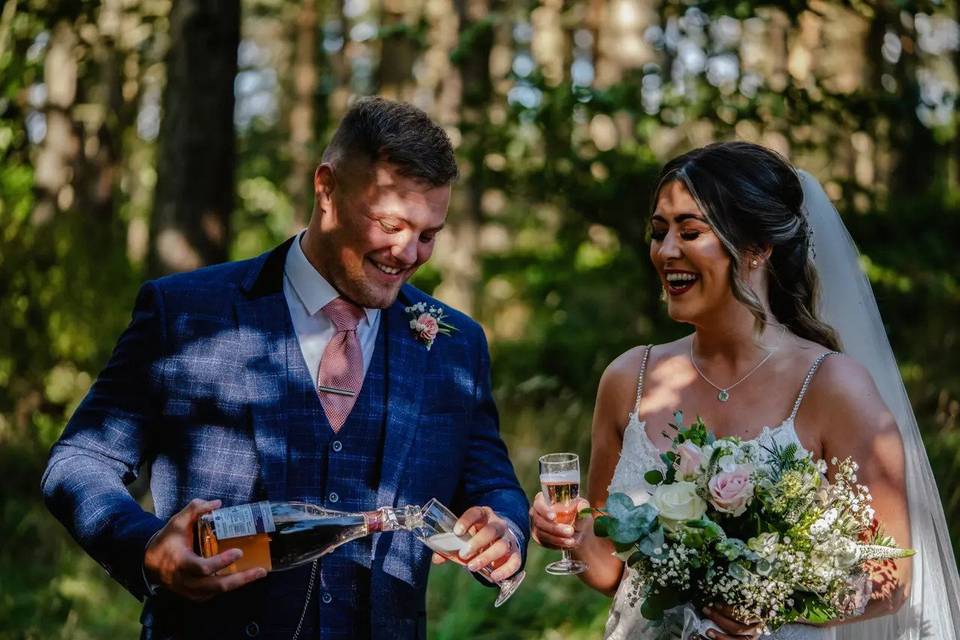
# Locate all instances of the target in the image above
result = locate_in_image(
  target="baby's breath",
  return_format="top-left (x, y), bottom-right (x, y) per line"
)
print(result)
top-left (596, 415), bottom-right (913, 633)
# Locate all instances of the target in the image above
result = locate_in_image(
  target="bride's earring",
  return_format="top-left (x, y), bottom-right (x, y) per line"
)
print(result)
top-left (750, 258), bottom-right (759, 269)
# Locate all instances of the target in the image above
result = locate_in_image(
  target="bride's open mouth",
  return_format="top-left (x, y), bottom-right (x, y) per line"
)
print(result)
top-left (664, 270), bottom-right (699, 295)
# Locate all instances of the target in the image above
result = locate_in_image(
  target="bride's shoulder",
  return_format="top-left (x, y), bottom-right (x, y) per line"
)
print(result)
top-left (799, 347), bottom-right (897, 433)
top-left (598, 346), bottom-right (648, 395)
top-left (806, 349), bottom-right (878, 399)
top-left (598, 340), bottom-right (686, 398)
top-left (784, 337), bottom-right (869, 385)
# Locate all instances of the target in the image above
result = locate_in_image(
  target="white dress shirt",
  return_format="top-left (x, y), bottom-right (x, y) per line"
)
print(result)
top-left (283, 233), bottom-right (381, 381)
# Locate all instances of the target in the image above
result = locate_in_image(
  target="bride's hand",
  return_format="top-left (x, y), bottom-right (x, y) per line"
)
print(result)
top-left (700, 605), bottom-right (762, 640)
top-left (529, 492), bottom-right (591, 550)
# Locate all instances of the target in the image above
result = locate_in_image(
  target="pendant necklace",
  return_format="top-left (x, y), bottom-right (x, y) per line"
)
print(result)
top-left (689, 330), bottom-right (781, 402)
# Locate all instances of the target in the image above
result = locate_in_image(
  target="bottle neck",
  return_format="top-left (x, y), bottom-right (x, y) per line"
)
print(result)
top-left (364, 505), bottom-right (423, 533)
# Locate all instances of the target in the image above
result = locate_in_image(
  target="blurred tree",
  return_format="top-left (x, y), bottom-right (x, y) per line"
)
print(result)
top-left (376, 0), bottom-right (421, 100)
top-left (432, 0), bottom-right (498, 315)
top-left (149, 0), bottom-right (240, 275)
top-left (286, 0), bottom-right (320, 230)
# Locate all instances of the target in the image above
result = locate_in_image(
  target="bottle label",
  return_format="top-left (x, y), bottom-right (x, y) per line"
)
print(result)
top-left (212, 502), bottom-right (276, 540)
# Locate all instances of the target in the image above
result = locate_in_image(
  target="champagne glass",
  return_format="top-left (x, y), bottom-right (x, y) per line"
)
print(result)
top-left (539, 452), bottom-right (587, 575)
top-left (411, 498), bottom-right (525, 607)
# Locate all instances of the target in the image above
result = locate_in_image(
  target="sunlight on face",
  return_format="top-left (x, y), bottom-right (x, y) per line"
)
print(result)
top-left (311, 160), bottom-right (451, 309)
top-left (649, 180), bottom-right (734, 325)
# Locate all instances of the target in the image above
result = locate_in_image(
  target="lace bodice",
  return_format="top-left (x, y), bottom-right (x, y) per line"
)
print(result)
top-left (603, 348), bottom-right (838, 640)
top-left (608, 412), bottom-right (806, 503)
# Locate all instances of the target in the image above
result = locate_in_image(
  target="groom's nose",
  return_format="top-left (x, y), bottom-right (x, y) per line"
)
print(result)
top-left (390, 234), bottom-right (419, 266)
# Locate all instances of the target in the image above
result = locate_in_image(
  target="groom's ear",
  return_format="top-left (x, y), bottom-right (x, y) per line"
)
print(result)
top-left (314, 164), bottom-right (336, 201)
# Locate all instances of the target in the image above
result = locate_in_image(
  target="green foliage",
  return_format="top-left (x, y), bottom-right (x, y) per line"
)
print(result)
top-left (596, 493), bottom-right (659, 545)
top-left (426, 546), bottom-right (611, 640)
top-left (2, 0), bottom-right (959, 637)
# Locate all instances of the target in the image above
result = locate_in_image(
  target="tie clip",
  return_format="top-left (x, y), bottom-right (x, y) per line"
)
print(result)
top-left (318, 385), bottom-right (356, 397)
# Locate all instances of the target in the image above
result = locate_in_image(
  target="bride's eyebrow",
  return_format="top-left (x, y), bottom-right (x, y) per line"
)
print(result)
top-left (650, 213), bottom-right (706, 223)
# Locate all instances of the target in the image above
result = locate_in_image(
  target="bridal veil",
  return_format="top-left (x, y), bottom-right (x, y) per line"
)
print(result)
top-left (799, 171), bottom-right (960, 639)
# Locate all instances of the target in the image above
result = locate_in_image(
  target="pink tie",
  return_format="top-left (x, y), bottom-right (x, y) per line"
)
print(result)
top-left (318, 297), bottom-right (365, 432)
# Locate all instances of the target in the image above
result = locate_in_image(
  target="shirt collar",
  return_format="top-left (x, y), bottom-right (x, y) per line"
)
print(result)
top-left (284, 232), bottom-right (378, 326)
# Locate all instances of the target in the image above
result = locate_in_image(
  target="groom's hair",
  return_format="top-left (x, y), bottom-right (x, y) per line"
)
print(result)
top-left (322, 97), bottom-right (459, 186)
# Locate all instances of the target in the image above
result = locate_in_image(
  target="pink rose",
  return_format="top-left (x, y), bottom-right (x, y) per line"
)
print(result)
top-left (415, 313), bottom-right (439, 343)
top-left (676, 442), bottom-right (704, 479)
top-left (708, 464), bottom-right (755, 516)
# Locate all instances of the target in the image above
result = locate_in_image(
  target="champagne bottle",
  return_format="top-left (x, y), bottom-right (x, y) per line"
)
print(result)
top-left (197, 501), bottom-right (422, 575)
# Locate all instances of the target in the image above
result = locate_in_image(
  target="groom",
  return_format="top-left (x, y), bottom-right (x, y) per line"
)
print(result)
top-left (42, 97), bottom-right (529, 639)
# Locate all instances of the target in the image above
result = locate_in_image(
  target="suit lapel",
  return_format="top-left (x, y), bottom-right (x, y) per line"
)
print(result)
top-left (236, 238), bottom-right (295, 502)
top-left (376, 289), bottom-right (428, 510)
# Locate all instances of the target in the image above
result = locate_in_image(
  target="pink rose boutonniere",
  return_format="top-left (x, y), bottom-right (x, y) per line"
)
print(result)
top-left (404, 302), bottom-right (457, 350)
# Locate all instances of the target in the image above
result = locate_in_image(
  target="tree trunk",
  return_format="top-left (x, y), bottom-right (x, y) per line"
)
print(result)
top-left (886, 10), bottom-right (938, 197)
top-left (74, 0), bottom-right (130, 223)
top-left (33, 20), bottom-right (79, 225)
top-left (376, 0), bottom-right (419, 100)
top-left (432, 0), bottom-right (495, 316)
top-left (288, 0), bottom-right (319, 232)
top-left (149, 0), bottom-right (240, 275)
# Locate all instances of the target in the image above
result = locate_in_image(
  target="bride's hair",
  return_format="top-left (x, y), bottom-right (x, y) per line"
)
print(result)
top-left (653, 141), bottom-right (841, 351)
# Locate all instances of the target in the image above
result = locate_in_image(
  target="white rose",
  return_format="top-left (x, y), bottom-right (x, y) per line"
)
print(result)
top-left (651, 481), bottom-right (707, 528)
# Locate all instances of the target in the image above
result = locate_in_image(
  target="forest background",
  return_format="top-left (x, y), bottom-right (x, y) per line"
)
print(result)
top-left (1, 0), bottom-right (958, 637)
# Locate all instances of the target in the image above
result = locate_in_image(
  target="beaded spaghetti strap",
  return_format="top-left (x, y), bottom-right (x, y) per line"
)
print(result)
top-left (633, 346), bottom-right (653, 415)
top-left (787, 351), bottom-right (839, 422)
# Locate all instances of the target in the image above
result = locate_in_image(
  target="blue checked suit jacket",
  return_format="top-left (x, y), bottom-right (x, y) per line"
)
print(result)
top-left (42, 239), bottom-right (530, 639)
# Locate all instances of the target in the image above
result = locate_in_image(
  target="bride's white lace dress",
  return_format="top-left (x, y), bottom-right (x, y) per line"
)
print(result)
top-left (603, 351), bottom-right (836, 640)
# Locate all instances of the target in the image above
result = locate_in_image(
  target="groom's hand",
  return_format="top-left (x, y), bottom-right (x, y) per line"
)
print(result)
top-left (435, 506), bottom-right (522, 582)
top-left (144, 498), bottom-right (267, 602)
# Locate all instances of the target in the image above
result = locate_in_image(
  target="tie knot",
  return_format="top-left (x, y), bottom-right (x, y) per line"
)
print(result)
top-left (322, 297), bottom-right (365, 331)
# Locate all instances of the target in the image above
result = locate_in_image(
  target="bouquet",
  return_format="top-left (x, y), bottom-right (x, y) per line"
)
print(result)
top-left (594, 412), bottom-right (913, 634)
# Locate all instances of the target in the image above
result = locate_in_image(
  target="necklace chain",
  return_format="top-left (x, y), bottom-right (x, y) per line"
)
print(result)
top-left (690, 330), bottom-right (782, 402)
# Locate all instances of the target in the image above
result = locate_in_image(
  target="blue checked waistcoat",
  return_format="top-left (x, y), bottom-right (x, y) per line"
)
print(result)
top-left (42, 238), bottom-right (530, 640)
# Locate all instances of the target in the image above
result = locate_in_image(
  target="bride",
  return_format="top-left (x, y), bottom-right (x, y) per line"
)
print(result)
top-left (529, 142), bottom-right (960, 639)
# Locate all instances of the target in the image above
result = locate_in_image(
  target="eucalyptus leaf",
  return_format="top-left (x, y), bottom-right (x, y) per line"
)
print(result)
top-left (682, 530), bottom-right (705, 548)
top-left (637, 526), bottom-right (666, 556)
top-left (644, 469), bottom-right (664, 485)
top-left (613, 540), bottom-right (636, 554)
top-left (798, 594), bottom-right (836, 624)
top-left (604, 493), bottom-right (637, 521)
top-left (608, 502), bottom-right (658, 544)
top-left (702, 519), bottom-right (724, 540)
top-left (728, 563), bottom-right (748, 580)
top-left (593, 515), bottom-right (610, 538)
top-left (641, 587), bottom-right (682, 622)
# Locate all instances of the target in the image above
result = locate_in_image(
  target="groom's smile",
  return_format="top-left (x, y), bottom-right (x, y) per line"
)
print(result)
top-left (304, 159), bottom-right (451, 309)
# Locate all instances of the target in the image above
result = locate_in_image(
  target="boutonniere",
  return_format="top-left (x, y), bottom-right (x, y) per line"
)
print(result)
top-left (404, 302), bottom-right (457, 350)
